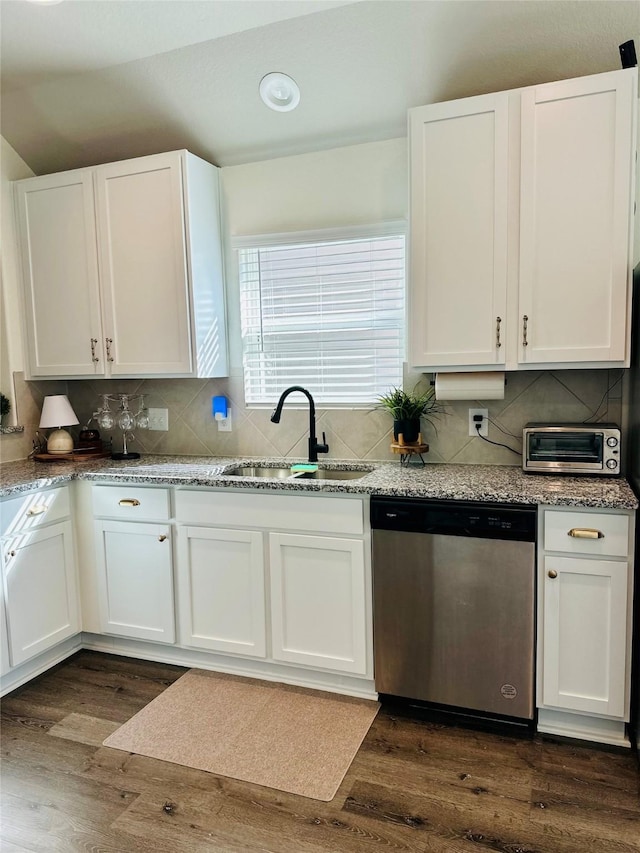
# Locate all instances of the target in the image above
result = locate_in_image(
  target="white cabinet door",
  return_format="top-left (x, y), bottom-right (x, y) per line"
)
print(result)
top-left (269, 533), bottom-right (367, 675)
top-left (95, 152), bottom-right (193, 376)
top-left (177, 526), bottom-right (266, 657)
top-left (408, 93), bottom-right (509, 369)
top-left (14, 170), bottom-right (104, 377)
top-left (519, 69), bottom-right (636, 365)
top-left (94, 519), bottom-right (174, 642)
top-left (2, 521), bottom-right (80, 667)
top-left (541, 555), bottom-right (628, 717)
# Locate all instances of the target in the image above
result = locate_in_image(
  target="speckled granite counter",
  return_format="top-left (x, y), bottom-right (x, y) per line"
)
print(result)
top-left (1, 455), bottom-right (637, 509)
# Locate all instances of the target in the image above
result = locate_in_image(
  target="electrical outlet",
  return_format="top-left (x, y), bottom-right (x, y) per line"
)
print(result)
top-left (148, 407), bottom-right (169, 431)
top-left (217, 409), bottom-right (232, 432)
top-left (468, 408), bottom-right (488, 437)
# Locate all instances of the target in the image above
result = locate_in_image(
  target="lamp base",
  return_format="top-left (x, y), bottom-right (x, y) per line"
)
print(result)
top-left (46, 428), bottom-right (74, 454)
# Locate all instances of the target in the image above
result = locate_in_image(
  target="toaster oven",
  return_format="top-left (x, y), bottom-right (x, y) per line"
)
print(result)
top-left (522, 424), bottom-right (621, 475)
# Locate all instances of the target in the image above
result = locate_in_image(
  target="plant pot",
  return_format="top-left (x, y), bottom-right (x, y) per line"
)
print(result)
top-left (393, 418), bottom-right (420, 443)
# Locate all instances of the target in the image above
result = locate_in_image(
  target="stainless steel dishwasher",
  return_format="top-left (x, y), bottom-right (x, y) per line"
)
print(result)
top-left (372, 497), bottom-right (536, 723)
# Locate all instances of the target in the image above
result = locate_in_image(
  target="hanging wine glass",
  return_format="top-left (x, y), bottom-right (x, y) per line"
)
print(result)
top-left (117, 395), bottom-right (136, 431)
top-left (135, 394), bottom-right (149, 430)
top-left (97, 394), bottom-right (115, 430)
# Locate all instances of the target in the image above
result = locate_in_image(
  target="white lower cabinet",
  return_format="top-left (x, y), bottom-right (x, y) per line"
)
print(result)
top-left (177, 526), bottom-right (266, 657)
top-left (94, 519), bottom-right (175, 643)
top-left (537, 506), bottom-right (635, 745)
top-left (541, 555), bottom-right (628, 717)
top-left (269, 533), bottom-right (367, 675)
top-left (1, 520), bottom-right (80, 667)
top-left (174, 489), bottom-right (373, 681)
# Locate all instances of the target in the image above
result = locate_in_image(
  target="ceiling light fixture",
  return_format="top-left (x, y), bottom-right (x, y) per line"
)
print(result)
top-left (25, 0), bottom-right (65, 4)
top-left (259, 73), bottom-right (300, 112)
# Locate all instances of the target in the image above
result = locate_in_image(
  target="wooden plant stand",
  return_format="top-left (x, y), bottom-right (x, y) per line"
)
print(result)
top-left (390, 433), bottom-right (429, 466)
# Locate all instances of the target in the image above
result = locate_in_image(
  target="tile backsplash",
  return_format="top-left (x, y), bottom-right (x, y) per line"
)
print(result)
top-left (2, 367), bottom-right (621, 467)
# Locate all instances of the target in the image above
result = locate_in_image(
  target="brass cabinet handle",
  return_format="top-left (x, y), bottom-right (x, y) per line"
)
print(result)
top-left (26, 506), bottom-right (48, 516)
top-left (568, 528), bottom-right (604, 540)
top-left (118, 499), bottom-right (141, 507)
top-left (548, 569), bottom-right (558, 579)
top-left (496, 317), bottom-right (502, 349)
top-left (105, 337), bottom-right (114, 363)
top-left (158, 535), bottom-right (167, 543)
top-left (90, 338), bottom-right (99, 364)
top-left (522, 315), bottom-right (529, 347)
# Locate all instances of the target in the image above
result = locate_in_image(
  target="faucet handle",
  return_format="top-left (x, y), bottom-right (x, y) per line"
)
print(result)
top-left (318, 431), bottom-right (329, 454)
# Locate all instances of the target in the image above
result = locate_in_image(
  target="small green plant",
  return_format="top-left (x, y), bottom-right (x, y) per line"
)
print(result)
top-left (0, 393), bottom-right (11, 421)
top-left (376, 385), bottom-right (444, 429)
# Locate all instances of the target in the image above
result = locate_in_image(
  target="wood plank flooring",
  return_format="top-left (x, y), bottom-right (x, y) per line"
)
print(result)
top-left (1, 651), bottom-right (638, 853)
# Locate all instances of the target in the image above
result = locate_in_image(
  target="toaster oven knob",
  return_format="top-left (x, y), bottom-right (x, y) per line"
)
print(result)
top-left (606, 436), bottom-right (619, 447)
top-left (606, 459), bottom-right (618, 469)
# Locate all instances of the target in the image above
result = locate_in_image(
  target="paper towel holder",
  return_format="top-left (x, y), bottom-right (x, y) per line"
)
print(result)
top-left (433, 371), bottom-right (506, 401)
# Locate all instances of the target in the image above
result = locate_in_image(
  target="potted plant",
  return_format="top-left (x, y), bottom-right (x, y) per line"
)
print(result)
top-left (0, 393), bottom-right (11, 428)
top-left (376, 385), bottom-right (444, 444)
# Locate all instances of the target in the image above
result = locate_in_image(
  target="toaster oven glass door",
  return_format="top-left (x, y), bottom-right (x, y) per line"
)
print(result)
top-left (527, 432), bottom-right (603, 465)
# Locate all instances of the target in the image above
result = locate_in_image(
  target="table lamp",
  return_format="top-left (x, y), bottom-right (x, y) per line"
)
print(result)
top-left (39, 395), bottom-right (79, 454)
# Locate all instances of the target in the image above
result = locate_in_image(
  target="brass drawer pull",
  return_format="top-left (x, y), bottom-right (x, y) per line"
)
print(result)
top-left (27, 506), bottom-right (48, 516)
top-left (568, 528), bottom-right (604, 540)
top-left (158, 535), bottom-right (167, 543)
top-left (547, 569), bottom-right (558, 579)
top-left (118, 499), bottom-right (141, 507)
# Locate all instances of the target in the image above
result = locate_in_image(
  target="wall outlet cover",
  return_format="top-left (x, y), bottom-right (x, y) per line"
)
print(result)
top-left (148, 407), bottom-right (169, 431)
top-left (217, 409), bottom-right (232, 432)
top-left (468, 408), bottom-right (488, 437)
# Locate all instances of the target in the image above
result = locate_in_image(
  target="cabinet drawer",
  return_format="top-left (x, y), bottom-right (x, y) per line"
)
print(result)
top-left (543, 510), bottom-right (629, 558)
top-left (1, 487), bottom-right (71, 537)
top-left (92, 485), bottom-right (171, 521)
top-left (175, 490), bottom-right (364, 536)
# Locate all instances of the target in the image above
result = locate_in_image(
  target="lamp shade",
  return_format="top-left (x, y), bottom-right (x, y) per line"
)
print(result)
top-left (39, 395), bottom-right (79, 429)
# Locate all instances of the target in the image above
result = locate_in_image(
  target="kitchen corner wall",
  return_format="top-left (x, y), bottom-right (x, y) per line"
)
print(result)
top-left (0, 137), bottom-right (626, 466)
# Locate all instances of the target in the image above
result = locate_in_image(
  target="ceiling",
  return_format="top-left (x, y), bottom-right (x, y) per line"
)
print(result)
top-left (1, 0), bottom-right (638, 175)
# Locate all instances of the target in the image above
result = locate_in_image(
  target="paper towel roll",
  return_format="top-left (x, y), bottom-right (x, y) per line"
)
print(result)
top-left (434, 372), bottom-right (505, 401)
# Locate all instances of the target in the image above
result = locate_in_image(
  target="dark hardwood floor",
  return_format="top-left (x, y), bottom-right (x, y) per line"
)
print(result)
top-left (1, 651), bottom-right (639, 853)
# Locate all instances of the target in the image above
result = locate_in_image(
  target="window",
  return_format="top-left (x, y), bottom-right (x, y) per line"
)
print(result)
top-left (237, 225), bottom-right (405, 406)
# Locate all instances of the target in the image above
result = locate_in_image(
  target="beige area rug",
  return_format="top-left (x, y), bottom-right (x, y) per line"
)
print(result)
top-left (103, 669), bottom-right (380, 801)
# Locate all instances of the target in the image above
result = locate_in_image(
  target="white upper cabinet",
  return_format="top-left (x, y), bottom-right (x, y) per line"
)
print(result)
top-left (409, 92), bottom-right (510, 368)
top-left (518, 70), bottom-right (635, 365)
top-left (14, 169), bottom-right (103, 376)
top-left (409, 67), bottom-right (637, 372)
top-left (14, 150), bottom-right (228, 379)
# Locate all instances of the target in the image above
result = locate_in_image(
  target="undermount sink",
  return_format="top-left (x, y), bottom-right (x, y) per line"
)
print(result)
top-left (224, 466), bottom-right (371, 481)
top-left (225, 466), bottom-right (296, 479)
top-left (295, 469), bottom-right (370, 480)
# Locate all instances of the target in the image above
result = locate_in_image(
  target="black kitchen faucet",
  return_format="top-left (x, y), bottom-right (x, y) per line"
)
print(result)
top-left (270, 386), bottom-right (329, 463)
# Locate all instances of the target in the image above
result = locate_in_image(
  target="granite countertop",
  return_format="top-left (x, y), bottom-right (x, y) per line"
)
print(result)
top-left (0, 454), bottom-right (637, 509)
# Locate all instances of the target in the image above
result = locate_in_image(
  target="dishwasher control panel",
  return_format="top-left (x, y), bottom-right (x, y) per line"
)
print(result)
top-left (371, 497), bottom-right (536, 542)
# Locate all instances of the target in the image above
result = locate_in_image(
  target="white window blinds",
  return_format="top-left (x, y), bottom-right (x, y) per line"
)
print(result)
top-left (238, 231), bottom-right (405, 406)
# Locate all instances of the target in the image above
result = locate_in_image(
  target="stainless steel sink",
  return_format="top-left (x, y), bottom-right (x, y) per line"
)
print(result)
top-left (295, 469), bottom-right (370, 480)
top-left (224, 466), bottom-right (371, 480)
top-left (225, 466), bottom-right (297, 479)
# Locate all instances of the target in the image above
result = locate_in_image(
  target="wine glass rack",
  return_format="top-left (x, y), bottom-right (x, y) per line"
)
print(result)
top-left (95, 394), bottom-right (149, 460)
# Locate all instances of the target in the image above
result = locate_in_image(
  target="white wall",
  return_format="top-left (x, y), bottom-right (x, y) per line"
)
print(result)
top-left (220, 137), bottom-right (407, 366)
top-left (1, 138), bottom-right (33, 382)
